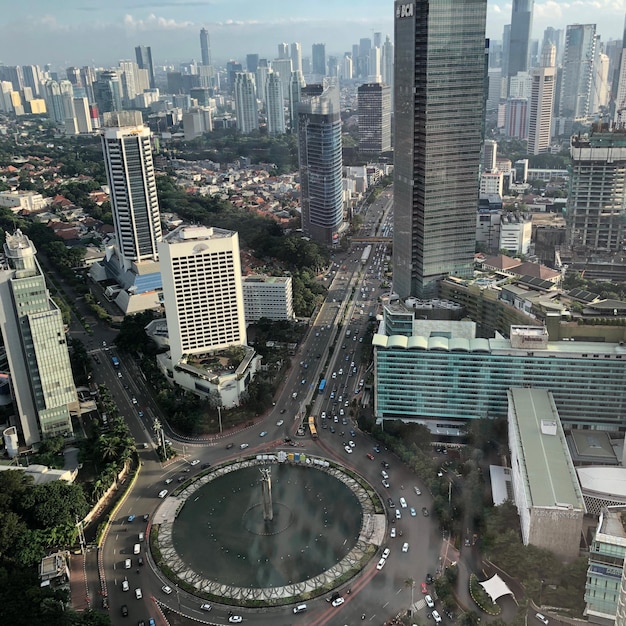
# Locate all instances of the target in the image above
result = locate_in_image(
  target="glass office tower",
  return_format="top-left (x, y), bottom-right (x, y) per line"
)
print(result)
top-left (393, 0), bottom-right (487, 298)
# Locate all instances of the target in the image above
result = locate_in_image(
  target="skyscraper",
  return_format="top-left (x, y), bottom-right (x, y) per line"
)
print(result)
top-left (271, 57), bottom-right (293, 102)
top-left (507, 0), bottom-right (534, 81)
top-left (559, 24), bottom-right (596, 119)
top-left (134, 45), bottom-right (155, 89)
top-left (101, 123), bottom-right (162, 270)
top-left (393, 0), bottom-right (487, 299)
top-left (265, 72), bottom-right (285, 135)
top-left (234, 72), bottom-right (258, 133)
top-left (200, 28), bottom-right (212, 67)
top-left (298, 84), bottom-right (343, 245)
top-left (159, 225), bottom-right (247, 365)
top-left (288, 70), bottom-right (305, 131)
top-left (382, 35), bottom-right (394, 89)
top-left (278, 43), bottom-right (289, 59)
top-left (567, 129), bottom-right (626, 254)
top-left (291, 42), bottom-right (303, 74)
top-left (312, 43), bottom-right (326, 76)
top-left (527, 43), bottom-right (556, 155)
top-left (246, 54), bottom-right (259, 74)
top-left (0, 230), bottom-right (78, 446)
top-left (358, 82), bottom-right (391, 153)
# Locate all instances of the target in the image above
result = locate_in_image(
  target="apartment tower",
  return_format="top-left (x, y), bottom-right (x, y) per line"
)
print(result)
top-left (234, 72), bottom-right (259, 133)
top-left (392, 0), bottom-right (487, 298)
top-left (0, 230), bottom-right (78, 446)
top-left (528, 43), bottom-right (556, 155)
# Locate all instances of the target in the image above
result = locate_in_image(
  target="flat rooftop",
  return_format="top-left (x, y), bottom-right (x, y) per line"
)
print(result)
top-left (509, 387), bottom-right (585, 510)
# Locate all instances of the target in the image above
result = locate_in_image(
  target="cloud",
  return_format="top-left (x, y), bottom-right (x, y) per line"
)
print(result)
top-left (122, 13), bottom-right (195, 30)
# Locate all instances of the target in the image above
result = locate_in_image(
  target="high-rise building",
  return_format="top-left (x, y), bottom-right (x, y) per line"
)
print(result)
top-left (312, 43), bottom-right (326, 76)
top-left (567, 129), bottom-right (626, 254)
top-left (483, 139), bottom-right (498, 171)
top-left (246, 53), bottom-right (259, 74)
top-left (614, 19), bottom-right (626, 125)
top-left (392, 0), bottom-right (487, 299)
top-left (242, 275), bottom-right (294, 322)
top-left (233, 72), bottom-right (258, 133)
top-left (101, 124), bottom-right (162, 270)
top-left (159, 225), bottom-right (247, 364)
top-left (118, 60), bottom-right (141, 106)
top-left (265, 72), bottom-right (285, 135)
top-left (358, 82), bottom-right (391, 153)
top-left (93, 70), bottom-right (122, 116)
top-left (505, 97), bottom-right (528, 139)
top-left (542, 26), bottom-right (564, 65)
top-left (298, 83), bottom-right (343, 245)
top-left (256, 59), bottom-right (270, 105)
top-left (73, 97), bottom-right (93, 134)
top-left (0, 230), bottom-right (78, 446)
top-left (527, 43), bottom-right (556, 155)
top-left (341, 54), bottom-right (354, 81)
top-left (368, 47), bottom-right (381, 83)
top-left (277, 43), bottom-right (289, 59)
top-left (507, 0), bottom-right (534, 82)
top-left (382, 35), bottom-right (394, 89)
top-left (22, 65), bottom-right (42, 97)
top-left (271, 57), bottom-right (293, 102)
top-left (291, 42), bottom-right (303, 74)
top-left (200, 28), bottom-right (212, 67)
top-left (559, 24), bottom-right (596, 119)
top-left (288, 70), bottom-right (305, 131)
top-left (134, 45), bottom-right (155, 89)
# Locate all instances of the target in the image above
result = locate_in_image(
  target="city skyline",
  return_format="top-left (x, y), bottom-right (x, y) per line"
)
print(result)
top-left (1, 0), bottom-right (624, 68)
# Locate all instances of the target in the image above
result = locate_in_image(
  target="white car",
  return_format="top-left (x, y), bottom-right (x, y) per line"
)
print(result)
top-left (135, 588), bottom-right (143, 600)
top-left (382, 547), bottom-right (390, 559)
top-left (432, 610), bottom-right (442, 623)
top-left (376, 557), bottom-right (386, 570)
top-left (425, 594), bottom-right (434, 608)
top-left (348, 440), bottom-right (355, 448)
top-left (190, 459), bottom-right (200, 466)
top-left (228, 616), bottom-right (243, 624)
top-left (395, 508), bottom-right (401, 519)
top-left (200, 603), bottom-right (212, 611)
top-left (382, 479), bottom-right (390, 488)
top-left (402, 542), bottom-right (409, 553)
top-left (158, 489), bottom-right (168, 499)
top-left (381, 470), bottom-right (389, 479)
top-left (121, 579), bottom-right (129, 591)
top-left (162, 585), bottom-right (172, 594)
top-left (331, 596), bottom-right (345, 607)
top-left (414, 486), bottom-right (422, 496)
top-left (535, 614), bottom-right (550, 625)
top-left (321, 412), bottom-right (326, 419)
top-left (276, 420), bottom-right (284, 426)
top-left (132, 397), bottom-right (137, 404)
top-left (239, 443), bottom-right (249, 449)
top-left (400, 497), bottom-right (407, 508)
top-left (344, 445), bottom-right (353, 454)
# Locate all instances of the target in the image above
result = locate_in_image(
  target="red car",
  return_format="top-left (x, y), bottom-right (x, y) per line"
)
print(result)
top-left (366, 453), bottom-right (375, 460)
top-left (421, 582), bottom-right (428, 594)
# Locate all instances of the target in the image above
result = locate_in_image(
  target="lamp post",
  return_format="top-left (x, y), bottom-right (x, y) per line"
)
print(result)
top-left (217, 405), bottom-right (223, 434)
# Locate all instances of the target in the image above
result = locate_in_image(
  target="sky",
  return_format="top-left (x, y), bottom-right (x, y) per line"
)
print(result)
top-left (1, 0), bottom-right (625, 69)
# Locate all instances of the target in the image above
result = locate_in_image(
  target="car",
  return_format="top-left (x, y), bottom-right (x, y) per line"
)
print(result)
top-left (162, 585), bottom-right (172, 594)
top-left (348, 440), bottom-right (355, 448)
top-left (535, 614), bottom-right (550, 625)
top-left (127, 514), bottom-right (135, 522)
top-left (149, 620), bottom-right (155, 626)
top-left (331, 597), bottom-right (345, 607)
top-left (276, 420), bottom-right (284, 426)
top-left (158, 489), bottom-right (168, 498)
top-left (228, 616), bottom-right (243, 624)
top-left (135, 588), bottom-right (143, 599)
top-left (329, 426), bottom-right (336, 433)
top-left (259, 431), bottom-right (267, 437)
top-left (376, 557), bottom-right (386, 570)
top-left (122, 579), bottom-right (129, 591)
top-left (426, 573), bottom-right (434, 584)
top-left (118, 371), bottom-right (123, 378)
top-left (226, 442), bottom-right (234, 449)
top-left (422, 507), bottom-right (429, 517)
top-left (280, 408), bottom-right (286, 414)
top-left (121, 605), bottom-right (129, 617)
top-left (382, 479), bottom-right (390, 488)
top-left (432, 609), bottom-right (442, 623)
top-left (125, 558), bottom-right (131, 569)
top-left (421, 582), bottom-right (429, 593)
top-left (200, 603), bottom-right (212, 611)
top-left (201, 463), bottom-right (211, 469)
top-left (190, 459), bottom-right (200, 466)
top-left (402, 542), bottom-right (409, 553)
top-left (164, 478), bottom-right (173, 484)
top-left (387, 497), bottom-right (395, 507)
top-left (137, 556), bottom-right (144, 566)
top-left (344, 445), bottom-right (353, 454)
top-left (382, 547), bottom-right (391, 559)
top-left (410, 507), bottom-right (417, 517)
top-left (373, 445), bottom-right (381, 453)
top-left (395, 509), bottom-right (401, 519)
top-left (301, 379), bottom-right (306, 385)
top-left (321, 412), bottom-right (326, 419)
top-left (414, 486), bottom-right (422, 496)
top-left (425, 594), bottom-right (435, 608)
top-left (400, 497), bottom-right (407, 508)
top-left (381, 461), bottom-right (390, 469)
top-left (333, 415), bottom-right (338, 422)
top-left (138, 410), bottom-right (144, 418)
top-left (132, 397), bottom-right (137, 404)
top-left (381, 470), bottom-right (389, 480)
top-left (240, 443), bottom-right (249, 449)
top-left (366, 453), bottom-right (375, 460)
top-left (339, 409), bottom-right (345, 416)
top-left (390, 527), bottom-right (396, 538)
top-left (350, 429), bottom-right (356, 436)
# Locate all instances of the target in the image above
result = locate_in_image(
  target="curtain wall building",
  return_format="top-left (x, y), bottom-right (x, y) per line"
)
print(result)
top-left (392, 0), bottom-right (487, 299)
top-left (0, 230), bottom-right (78, 446)
top-left (559, 24), bottom-right (596, 120)
top-left (358, 82), bottom-right (392, 153)
top-left (297, 84), bottom-right (343, 245)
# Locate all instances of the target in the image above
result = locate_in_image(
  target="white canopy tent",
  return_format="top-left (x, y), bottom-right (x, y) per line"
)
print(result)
top-left (479, 573), bottom-right (514, 603)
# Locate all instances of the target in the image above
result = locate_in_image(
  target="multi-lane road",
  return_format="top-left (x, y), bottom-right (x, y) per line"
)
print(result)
top-left (91, 190), bottom-right (450, 625)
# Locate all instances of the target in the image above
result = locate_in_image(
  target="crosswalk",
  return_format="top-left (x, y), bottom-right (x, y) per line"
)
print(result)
top-left (412, 599), bottom-right (426, 611)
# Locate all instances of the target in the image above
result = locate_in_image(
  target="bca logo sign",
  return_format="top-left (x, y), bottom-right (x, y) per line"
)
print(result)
top-left (396, 3), bottom-right (414, 18)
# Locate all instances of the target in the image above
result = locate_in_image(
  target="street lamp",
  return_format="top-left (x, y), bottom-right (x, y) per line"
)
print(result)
top-left (217, 405), bottom-right (223, 434)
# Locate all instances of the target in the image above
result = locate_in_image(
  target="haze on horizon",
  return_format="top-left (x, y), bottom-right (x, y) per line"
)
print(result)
top-left (1, 0), bottom-right (624, 68)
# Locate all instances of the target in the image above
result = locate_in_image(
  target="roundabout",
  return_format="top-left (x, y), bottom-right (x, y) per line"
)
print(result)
top-left (152, 454), bottom-right (386, 605)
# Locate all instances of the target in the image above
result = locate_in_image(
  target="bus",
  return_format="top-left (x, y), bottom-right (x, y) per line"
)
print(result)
top-left (318, 379), bottom-right (326, 393)
top-left (111, 356), bottom-right (120, 367)
top-left (308, 415), bottom-right (318, 439)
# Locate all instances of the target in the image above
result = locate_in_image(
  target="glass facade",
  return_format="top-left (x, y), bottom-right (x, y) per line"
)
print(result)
top-left (375, 340), bottom-right (626, 430)
top-left (393, 0), bottom-right (487, 298)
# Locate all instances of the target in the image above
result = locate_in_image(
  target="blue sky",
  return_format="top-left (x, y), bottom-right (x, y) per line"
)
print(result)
top-left (1, 0), bottom-right (625, 68)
